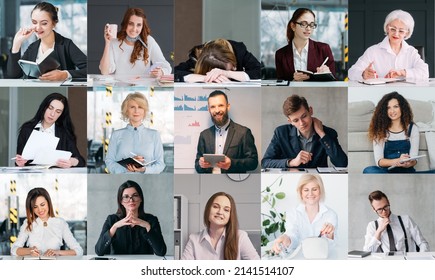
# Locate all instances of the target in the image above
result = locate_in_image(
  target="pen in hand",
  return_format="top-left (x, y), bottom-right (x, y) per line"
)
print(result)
top-left (320, 57), bottom-right (329, 67)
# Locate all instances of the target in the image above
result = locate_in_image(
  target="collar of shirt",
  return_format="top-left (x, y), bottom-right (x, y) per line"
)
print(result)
top-left (127, 123), bottom-right (145, 131)
top-left (200, 228), bottom-right (226, 244)
top-left (379, 36), bottom-right (412, 56)
top-left (296, 202), bottom-right (329, 223)
top-left (36, 44), bottom-right (55, 64)
top-left (214, 119), bottom-right (231, 134)
top-left (35, 121), bottom-right (55, 135)
top-left (292, 40), bottom-right (309, 71)
top-left (35, 216), bottom-right (52, 226)
top-left (296, 128), bottom-right (314, 141)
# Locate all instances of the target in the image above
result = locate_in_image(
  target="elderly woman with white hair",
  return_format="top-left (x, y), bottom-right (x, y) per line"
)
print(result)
top-left (348, 9), bottom-right (429, 81)
top-left (105, 92), bottom-right (165, 174)
top-left (271, 174), bottom-right (337, 255)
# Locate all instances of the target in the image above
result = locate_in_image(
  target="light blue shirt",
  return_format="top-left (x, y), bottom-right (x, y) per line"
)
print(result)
top-left (105, 124), bottom-right (165, 174)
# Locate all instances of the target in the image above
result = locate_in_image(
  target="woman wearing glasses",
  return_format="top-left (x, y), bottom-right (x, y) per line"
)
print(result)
top-left (348, 10), bottom-right (428, 81)
top-left (95, 180), bottom-right (167, 256)
top-left (275, 8), bottom-right (336, 81)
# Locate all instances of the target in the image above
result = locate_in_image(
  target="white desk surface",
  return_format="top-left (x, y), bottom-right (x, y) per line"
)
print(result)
top-left (175, 81), bottom-right (261, 88)
top-left (0, 254), bottom-right (172, 260)
top-left (261, 241), bottom-right (345, 260)
top-left (349, 251), bottom-right (435, 260)
top-left (0, 79), bottom-right (64, 87)
top-left (287, 81), bottom-right (347, 87)
top-left (261, 168), bottom-right (347, 174)
top-left (0, 166), bottom-right (87, 174)
top-left (348, 79), bottom-right (435, 87)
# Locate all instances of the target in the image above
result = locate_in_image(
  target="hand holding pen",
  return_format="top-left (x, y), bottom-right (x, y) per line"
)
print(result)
top-left (363, 61), bottom-right (378, 79)
top-left (319, 222), bottom-right (335, 239)
top-left (13, 154), bottom-right (28, 167)
top-left (316, 57), bottom-right (330, 73)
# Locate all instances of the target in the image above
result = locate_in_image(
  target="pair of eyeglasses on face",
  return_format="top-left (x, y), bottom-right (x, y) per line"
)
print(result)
top-left (121, 194), bottom-right (141, 202)
top-left (387, 26), bottom-right (408, 36)
top-left (295, 21), bottom-right (317, 29)
top-left (374, 205), bottom-right (390, 215)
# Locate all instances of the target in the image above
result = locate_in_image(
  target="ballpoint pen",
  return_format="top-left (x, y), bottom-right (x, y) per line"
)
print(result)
top-left (320, 57), bottom-right (329, 68)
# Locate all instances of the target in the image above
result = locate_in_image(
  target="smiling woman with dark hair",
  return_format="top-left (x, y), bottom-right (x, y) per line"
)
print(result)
top-left (15, 92), bottom-right (85, 168)
top-left (95, 180), bottom-right (167, 256)
top-left (7, 2), bottom-right (87, 80)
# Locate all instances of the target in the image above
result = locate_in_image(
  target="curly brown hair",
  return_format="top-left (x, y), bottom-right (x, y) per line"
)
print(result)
top-left (368, 92), bottom-right (414, 142)
top-left (117, 8), bottom-right (151, 65)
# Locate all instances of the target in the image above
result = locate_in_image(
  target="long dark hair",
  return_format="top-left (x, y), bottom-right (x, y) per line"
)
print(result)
top-left (25, 188), bottom-right (55, 232)
top-left (116, 180), bottom-right (146, 218)
top-left (203, 192), bottom-right (239, 260)
top-left (117, 8), bottom-right (151, 65)
top-left (287, 8), bottom-right (316, 42)
top-left (19, 93), bottom-right (77, 141)
top-left (368, 92), bottom-right (414, 142)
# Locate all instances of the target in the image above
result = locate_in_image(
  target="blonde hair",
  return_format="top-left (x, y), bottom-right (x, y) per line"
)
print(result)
top-left (120, 92), bottom-right (149, 122)
top-left (296, 174), bottom-right (326, 202)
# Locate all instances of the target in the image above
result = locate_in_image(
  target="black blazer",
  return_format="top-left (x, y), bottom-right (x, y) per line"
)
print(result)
top-left (195, 120), bottom-right (259, 173)
top-left (95, 213), bottom-right (167, 256)
top-left (261, 124), bottom-right (348, 168)
top-left (17, 122), bottom-right (85, 167)
top-left (6, 31), bottom-right (87, 78)
top-left (175, 40), bottom-right (261, 82)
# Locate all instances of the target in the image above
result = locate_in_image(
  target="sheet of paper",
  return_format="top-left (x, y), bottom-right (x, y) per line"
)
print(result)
top-left (32, 149), bottom-right (72, 166)
top-left (21, 130), bottom-right (59, 160)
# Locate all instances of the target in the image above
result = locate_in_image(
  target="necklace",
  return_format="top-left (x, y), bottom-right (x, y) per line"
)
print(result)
top-left (43, 221), bottom-right (48, 227)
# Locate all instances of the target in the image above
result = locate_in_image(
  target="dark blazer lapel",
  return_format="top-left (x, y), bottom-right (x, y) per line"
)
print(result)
top-left (307, 39), bottom-right (316, 72)
top-left (285, 45), bottom-right (296, 74)
top-left (206, 126), bottom-right (216, 153)
top-left (289, 125), bottom-right (302, 154)
top-left (53, 31), bottom-right (67, 68)
top-left (223, 120), bottom-right (235, 154)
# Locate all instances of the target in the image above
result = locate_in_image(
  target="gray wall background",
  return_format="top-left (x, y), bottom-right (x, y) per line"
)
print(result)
top-left (174, 174), bottom-right (261, 256)
top-left (87, 0), bottom-right (174, 74)
top-left (87, 174), bottom-right (174, 256)
top-left (261, 87), bottom-right (348, 163)
top-left (348, 174), bottom-right (435, 251)
top-left (349, 0), bottom-right (435, 77)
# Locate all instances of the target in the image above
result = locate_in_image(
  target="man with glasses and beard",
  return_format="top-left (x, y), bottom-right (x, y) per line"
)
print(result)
top-left (363, 190), bottom-right (429, 253)
top-left (195, 90), bottom-right (258, 173)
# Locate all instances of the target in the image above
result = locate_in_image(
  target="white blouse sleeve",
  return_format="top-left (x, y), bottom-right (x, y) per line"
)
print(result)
top-left (148, 36), bottom-right (172, 75)
top-left (60, 218), bottom-right (83, 256)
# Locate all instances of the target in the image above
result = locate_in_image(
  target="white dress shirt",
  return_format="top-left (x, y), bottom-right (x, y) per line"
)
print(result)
top-left (181, 229), bottom-right (260, 260)
top-left (285, 203), bottom-right (338, 249)
top-left (11, 217), bottom-right (83, 256)
top-left (292, 40), bottom-right (309, 71)
top-left (348, 36), bottom-right (429, 80)
top-left (363, 213), bottom-right (429, 252)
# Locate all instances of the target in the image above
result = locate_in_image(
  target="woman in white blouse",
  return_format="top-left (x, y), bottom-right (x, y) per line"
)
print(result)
top-left (99, 7), bottom-right (171, 77)
top-left (272, 174), bottom-right (337, 254)
top-left (348, 9), bottom-right (428, 81)
top-left (11, 187), bottom-right (83, 257)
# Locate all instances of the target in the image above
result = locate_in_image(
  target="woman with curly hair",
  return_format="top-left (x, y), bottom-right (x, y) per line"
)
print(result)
top-left (99, 7), bottom-right (171, 77)
top-left (363, 92), bottom-right (418, 173)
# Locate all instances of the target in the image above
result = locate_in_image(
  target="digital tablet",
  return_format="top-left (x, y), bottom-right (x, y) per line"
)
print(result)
top-left (203, 154), bottom-right (225, 166)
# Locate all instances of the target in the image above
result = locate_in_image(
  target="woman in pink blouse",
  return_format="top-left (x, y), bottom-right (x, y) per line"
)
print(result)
top-left (181, 192), bottom-right (259, 260)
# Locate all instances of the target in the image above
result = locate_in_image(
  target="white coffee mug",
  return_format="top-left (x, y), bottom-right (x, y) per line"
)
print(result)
top-left (106, 24), bottom-right (117, 39)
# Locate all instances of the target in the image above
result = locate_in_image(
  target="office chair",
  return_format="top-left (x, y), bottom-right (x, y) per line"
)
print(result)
top-left (413, 45), bottom-right (425, 62)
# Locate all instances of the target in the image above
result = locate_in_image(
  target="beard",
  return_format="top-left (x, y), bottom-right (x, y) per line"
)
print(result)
top-left (211, 110), bottom-right (229, 127)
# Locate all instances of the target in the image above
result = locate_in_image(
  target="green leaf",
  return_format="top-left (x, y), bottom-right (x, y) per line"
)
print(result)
top-left (279, 177), bottom-right (283, 186)
top-left (272, 197), bottom-right (276, 208)
top-left (270, 222), bottom-right (279, 234)
top-left (262, 195), bottom-right (269, 203)
top-left (262, 219), bottom-right (270, 226)
top-left (280, 222), bottom-right (286, 233)
top-left (266, 187), bottom-right (270, 192)
top-left (275, 192), bottom-right (286, 199)
top-left (270, 211), bottom-right (276, 218)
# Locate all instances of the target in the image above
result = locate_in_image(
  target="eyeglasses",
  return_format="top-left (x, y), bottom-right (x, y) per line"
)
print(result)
top-left (121, 194), bottom-right (141, 203)
top-left (387, 26), bottom-right (408, 36)
top-left (374, 205), bottom-right (390, 215)
top-left (295, 21), bottom-right (317, 29)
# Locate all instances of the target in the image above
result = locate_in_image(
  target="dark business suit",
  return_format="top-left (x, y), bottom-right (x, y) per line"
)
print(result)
top-left (95, 213), bottom-right (167, 256)
top-left (275, 39), bottom-right (335, 80)
top-left (195, 120), bottom-right (258, 173)
top-left (175, 40), bottom-right (261, 82)
top-left (17, 122), bottom-right (85, 167)
top-left (6, 31), bottom-right (87, 78)
top-left (261, 124), bottom-right (347, 168)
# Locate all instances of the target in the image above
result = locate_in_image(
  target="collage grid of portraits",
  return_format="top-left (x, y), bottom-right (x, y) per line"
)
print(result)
top-left (0, 0), bottom-right (435, 274)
